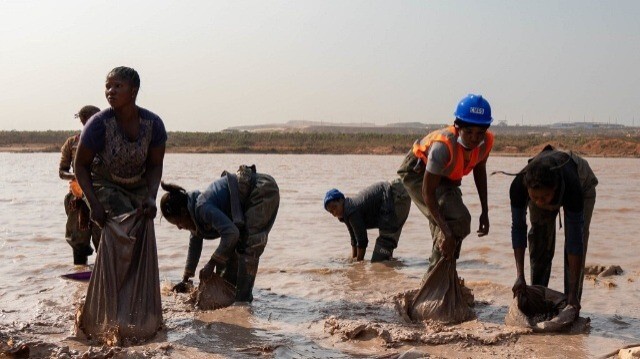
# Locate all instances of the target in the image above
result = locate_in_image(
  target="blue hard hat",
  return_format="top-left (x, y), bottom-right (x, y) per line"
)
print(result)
top-left (454, 94), bottom-right (493, 125)
top-left (324, 188), bottom-right (344, 210)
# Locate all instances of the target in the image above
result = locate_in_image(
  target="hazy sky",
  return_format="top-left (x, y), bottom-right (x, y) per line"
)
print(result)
top-left (1, 0), bottom-right (639, 131)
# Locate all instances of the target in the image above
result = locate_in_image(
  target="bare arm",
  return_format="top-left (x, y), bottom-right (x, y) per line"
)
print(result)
top-left (59, 170), bottom-right (75, 181)
top-left (59, 139), bottom-right (75, 180)
top-left (566, 253), bottom-right (583, 309)
top-left (141, 144), bottom-right (165, 219)
top-left (512, 247), bottom-right (527, 296)
top-left (145, 144), bottom-right (165, 200)
top-left (473, 158), bottom-right (489, 236)
top-left (74, 143), bottom-right (105, 226)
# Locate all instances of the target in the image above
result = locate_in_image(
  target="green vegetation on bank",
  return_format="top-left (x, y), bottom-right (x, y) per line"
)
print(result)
top-left (0, 130), bottom-right (638, 157)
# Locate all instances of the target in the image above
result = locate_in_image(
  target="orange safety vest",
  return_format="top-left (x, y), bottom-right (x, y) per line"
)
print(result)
top-left (412, 125), bottom-right (494, 181)
top-left (69, 178), bottom-right (83, 198)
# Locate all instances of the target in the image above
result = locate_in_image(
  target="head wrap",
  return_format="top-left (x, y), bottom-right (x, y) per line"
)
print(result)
top-left (323, 188), bottom-right (344, 210)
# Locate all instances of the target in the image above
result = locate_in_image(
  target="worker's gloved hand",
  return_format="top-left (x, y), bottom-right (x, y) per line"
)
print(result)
top-left (172, 279), bottom-right (193, 293)
top-left (512, 275), bottom-right (527, 297)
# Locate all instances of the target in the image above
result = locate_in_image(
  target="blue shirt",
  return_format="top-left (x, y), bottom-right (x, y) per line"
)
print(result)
top-left (183, 177), bottom-right (240, 276)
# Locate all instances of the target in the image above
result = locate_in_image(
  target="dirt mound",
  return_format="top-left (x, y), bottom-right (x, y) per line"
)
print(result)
top-left (579, 139), bottom-right (640, 157)
top-left (585, 265), bottom-right (624, 277)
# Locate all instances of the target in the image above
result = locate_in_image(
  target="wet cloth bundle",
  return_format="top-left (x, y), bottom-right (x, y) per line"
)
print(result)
top-left (505, 285), bottom-right (584, 332)
top-left (408, 258), bottom-right (475, 324)
top-left (76, 212), bottom-right (162, 345)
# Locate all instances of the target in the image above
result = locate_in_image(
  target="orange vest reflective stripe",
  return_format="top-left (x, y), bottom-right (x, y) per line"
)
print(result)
top-left (412, 125), bottom-right (494, 181)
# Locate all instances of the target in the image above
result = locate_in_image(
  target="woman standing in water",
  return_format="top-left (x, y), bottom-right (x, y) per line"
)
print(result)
top-left (74, 66), bottom-right (167, 343)
top-left (75, 66), bottom-right (166, 225)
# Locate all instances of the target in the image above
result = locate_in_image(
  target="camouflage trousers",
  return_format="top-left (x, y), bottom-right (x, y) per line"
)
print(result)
top-left (397, 152), bottom-right (471, 273)
top-left (222, 173), bottom-right (280, 302)
top-left (371, 178), bottom-right (412, 261)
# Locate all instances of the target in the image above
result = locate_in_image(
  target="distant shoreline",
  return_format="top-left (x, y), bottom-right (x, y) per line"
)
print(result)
top-left (0, 130), bottom-right (638, 157)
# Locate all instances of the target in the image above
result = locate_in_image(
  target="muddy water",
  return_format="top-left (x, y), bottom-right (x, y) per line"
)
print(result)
top-left (0, 153), bottom-right (638, 358)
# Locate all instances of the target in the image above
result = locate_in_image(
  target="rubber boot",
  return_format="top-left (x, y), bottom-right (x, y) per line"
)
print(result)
top-left (371, 243), bottom-right (393, 262)
top-left (235, 255), bottom-right (259, 302)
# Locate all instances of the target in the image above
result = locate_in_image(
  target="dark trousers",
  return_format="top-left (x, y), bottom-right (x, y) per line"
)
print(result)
top-left (64, 192), bottom-right (97, 264)
top-left (371, 179), bottom-right (412, 261)
top-left (528, 187), bottom-right (596, 302)
top-left (224, 174), bottom-right (280, 302)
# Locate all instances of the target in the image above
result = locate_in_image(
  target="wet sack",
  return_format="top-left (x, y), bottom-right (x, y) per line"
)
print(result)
top-left (76, 212), bottom-right (162, 345)
top-left (189, 273), bottom-right (236, 310)
top-left (408, 258), bottom-right (475, 324)
top-left (504, 285), bottom-right (582, 332)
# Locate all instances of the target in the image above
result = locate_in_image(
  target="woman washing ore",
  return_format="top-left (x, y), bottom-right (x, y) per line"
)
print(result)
top-left (162, 165), bottom-right (280, 303)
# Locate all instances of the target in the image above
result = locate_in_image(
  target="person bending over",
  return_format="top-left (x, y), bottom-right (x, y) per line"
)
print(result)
top-left (163, 165), bottom-right (279, 303)
top-left (324, 179), bottom-right (410, 262)
top-left (509, 145), bottom-right (597, 312)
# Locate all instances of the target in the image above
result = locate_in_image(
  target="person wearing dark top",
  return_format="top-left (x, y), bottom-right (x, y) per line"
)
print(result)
top-left (324, 179), bottom-right (411, 262)
top-left (161, 165), bottom-right (280, 303)
top-left (509, 145), bottom-right (597, 312)
top-left (73, 66), bottom-right (167, 343)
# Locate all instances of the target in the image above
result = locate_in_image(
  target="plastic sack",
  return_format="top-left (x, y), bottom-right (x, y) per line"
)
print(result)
top-left (408, 258), bottom-right (475, 324)
top-left (76, 212), bottom-right (162, 345)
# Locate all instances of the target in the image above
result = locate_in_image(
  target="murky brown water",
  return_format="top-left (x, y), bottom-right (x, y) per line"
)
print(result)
top-left (0, 153), bottom-right (638, 358)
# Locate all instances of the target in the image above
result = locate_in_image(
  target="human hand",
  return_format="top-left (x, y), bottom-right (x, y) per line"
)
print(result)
top-left (477, 212), bottom-right (489, 237)
top-left (90, 202), bottom-right (106, 228)
top-left (199, 261), bottom-right (215, 281)
top-left (438, 228), bottom-right (456, 259)
top-left (512, 275), bottom-right (527, 297)
top-left (140, 196), bottom-right (157, 219)
top-left (172, 280), bottom-right (192, 293)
